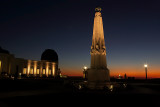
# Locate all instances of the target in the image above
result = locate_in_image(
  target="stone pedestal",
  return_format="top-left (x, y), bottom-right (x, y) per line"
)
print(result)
top-left (86, 68), bottom-right (110, 89)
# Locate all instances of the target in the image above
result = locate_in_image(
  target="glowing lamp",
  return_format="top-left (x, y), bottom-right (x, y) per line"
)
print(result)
top-left (144, 64), bottom-right (148, 80)
top-left (84, 66), bottom-right (87, 70)
top-left (144, 64), bottom-right (148, 68)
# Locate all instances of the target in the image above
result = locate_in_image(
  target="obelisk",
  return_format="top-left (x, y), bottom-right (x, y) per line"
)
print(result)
top-left (86, 7), bottom-right (110, 89)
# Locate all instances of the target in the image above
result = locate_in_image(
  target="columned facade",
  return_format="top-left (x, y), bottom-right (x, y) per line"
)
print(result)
top-left (23, 60), bottom-right (57, 77)
top-left (0, 47), bottom-right (59, 78)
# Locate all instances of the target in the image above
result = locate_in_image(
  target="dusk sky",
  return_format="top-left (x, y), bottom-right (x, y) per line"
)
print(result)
top-left (0, 0), bottom-right (160, 78)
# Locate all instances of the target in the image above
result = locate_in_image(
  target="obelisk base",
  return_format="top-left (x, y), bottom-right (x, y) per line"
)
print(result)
top-left (86, 68), bottom-right (110, 89)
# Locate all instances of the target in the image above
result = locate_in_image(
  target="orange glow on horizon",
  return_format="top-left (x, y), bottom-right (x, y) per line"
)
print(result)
top-left (110, 68), bottom-right (160, 78)
top-left (61, 67), bottom-right (160, 79)
top-left (109, 67), bottom-right (160, 79)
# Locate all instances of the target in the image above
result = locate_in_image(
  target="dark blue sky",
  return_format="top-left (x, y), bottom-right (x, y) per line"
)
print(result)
top-left (0, 0), bottom-right (160, 76)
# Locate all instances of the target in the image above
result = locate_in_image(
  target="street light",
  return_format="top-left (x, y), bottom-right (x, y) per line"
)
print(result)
top-left (144, 64), bottom-right (148, 68)
top-left (83, 66), bottom-right (88, 79)
top-left (84, 66), bottom-right (87, 71)
top-left (144, 64), bottom-right (148, 80)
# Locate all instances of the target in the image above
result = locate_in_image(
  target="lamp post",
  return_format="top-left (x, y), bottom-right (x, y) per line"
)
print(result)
top-left (144, 64), bottom-right (148, 80)
top-left (83, 66), bottom-right (87, 79)
top-left (84, 66), bottom-right (87, 71)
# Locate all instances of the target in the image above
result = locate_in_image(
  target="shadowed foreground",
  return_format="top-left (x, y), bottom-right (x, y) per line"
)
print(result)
top-left (0, 79), bottom-right (160, 107)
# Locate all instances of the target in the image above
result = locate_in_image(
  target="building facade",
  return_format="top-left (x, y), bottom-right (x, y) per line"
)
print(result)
top-left (0, 47), bottom-right (59, 78)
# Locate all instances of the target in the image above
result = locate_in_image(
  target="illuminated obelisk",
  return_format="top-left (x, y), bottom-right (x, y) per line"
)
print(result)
top-left (86, 7), bottom-right (110, 89)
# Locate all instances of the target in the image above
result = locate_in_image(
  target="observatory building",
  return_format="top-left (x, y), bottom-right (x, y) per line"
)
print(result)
top-left (0, 47), bottom-right (59, 78)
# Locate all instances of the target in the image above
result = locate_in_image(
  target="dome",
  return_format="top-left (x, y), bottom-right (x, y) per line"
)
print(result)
top-left (41, 49), bottom-right (58, 62)
top-left (0, 46), bottom-right (10, 54)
